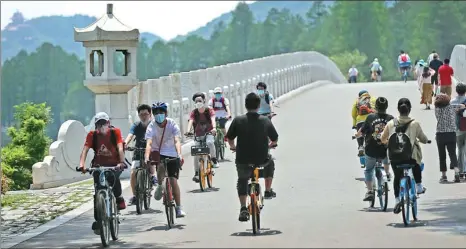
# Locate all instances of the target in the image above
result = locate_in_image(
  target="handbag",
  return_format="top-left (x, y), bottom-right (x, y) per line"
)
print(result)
top-left (149, 124), bottom-right (166, 163)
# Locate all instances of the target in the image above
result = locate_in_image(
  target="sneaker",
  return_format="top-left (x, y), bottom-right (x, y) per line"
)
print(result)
top-left (116, 197), bottom-right (126, 210)
top-left (154, 185), bottom-right (163, 201)
top-left (357, 146), bottom-right (364, 157)
top-left (386, 172), bottom-right (392, 182)
top-left (454, 174), bottom-right (461, 183)
top-left (264, 189), bottom-right (276, 199)
top-left (363, 191), bottom-right (374, 201)
top-left (151, 175), bottom-right (158, 185)
top-left (129, 196), bottom-right (136, 206)
top-left (192, 172), bottom-right (200, 183)
top-left (91, 221), bottom-right (100, 235)
top-left (238, 207), bottom-right (249, 222)
top-left (439, 175), bottom-right (448, 183)
top-left (175, 206), bottom-right (186, 218)
top-left (393, 198), bottom-right (402, 214)
top-left (416, 184), bottom-right (426, 194)
top-left (211, 158), bottom-right (220, 168)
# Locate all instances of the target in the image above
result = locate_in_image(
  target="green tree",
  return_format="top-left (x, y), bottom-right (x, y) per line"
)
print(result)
top-left (330, 49), bottom-right (368, 82)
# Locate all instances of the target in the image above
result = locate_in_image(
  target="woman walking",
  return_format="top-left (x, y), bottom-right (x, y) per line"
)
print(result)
top-left (419, 66), bottom-right (435, 109)
top-left (435, 93), bottom-right (460, 183)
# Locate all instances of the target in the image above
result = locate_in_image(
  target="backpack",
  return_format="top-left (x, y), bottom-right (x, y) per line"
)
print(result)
top-left (211, 97), bottom-right (227, 111)
top-left (458, 109), bottom-right (466, 131)
top-left (387, 118), bottom-right (414, 163)
top-left (92, 126), bottom-right (125, 159)
top-left (401, 54), bottom-right (408, 62)
top-left (356, 95), bottom-right (373, 115)
top-left (193, 108), bottom-right (212, 128)
top-left (264, 91), bottom-right (271, 105)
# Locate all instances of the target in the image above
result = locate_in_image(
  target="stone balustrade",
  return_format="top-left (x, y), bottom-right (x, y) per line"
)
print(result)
top-left (450, 45), bottom-right (466, 84)
top-left (31, 51), bottom-right (346, 189)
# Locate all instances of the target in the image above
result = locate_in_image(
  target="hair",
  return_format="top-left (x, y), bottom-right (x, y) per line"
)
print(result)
top-left (433, 53), bottom-right (439, 59)
top-left (444, 58), bottom-right (450, 64)
top-left (245, 92), bottom-right (261, 111)
top-left (137, 104), bottom-right (152, 114)
top-left (400, 50), bottom-right (405, 54)
top-left (256, 82), bottom-right (267, 90)
top-left (456, 83), bottom-right (466, 96)
top-left (95, 119), bottom-right (108, 128)
top-left (435, 93), bottom-right (451, 108)
top-left (432, 50), bottom-right (436, 53)
top-left (422, 67), bottom-right (431, 79)
top-left (397, 98), bottom-right (411, 116)
top-left (192, 92), bottom-right (206, 102)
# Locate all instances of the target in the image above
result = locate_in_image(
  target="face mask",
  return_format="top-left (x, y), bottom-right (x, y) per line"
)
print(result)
top-left (257, 89), bottom-right (265, 96)
top-left (195, 102), bottom-right (204, 109)
top-left (155, 114), bottom-right (166, 124)
top-left (97, 124), bottom-right (110, 134)
top-left (215, 93), bottom-right (222, 100)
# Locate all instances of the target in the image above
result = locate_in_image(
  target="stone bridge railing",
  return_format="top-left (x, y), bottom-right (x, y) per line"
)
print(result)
top-left (450, 45), bottom-right (466, 85)
top-left (31, 51), bottom-right (346, 189)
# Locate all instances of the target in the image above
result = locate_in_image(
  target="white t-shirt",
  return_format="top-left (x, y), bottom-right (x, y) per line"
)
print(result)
top-left (208, 97), bottom-right (230, 118)
top-left (144, 118), bottom-right (180, 157)
top-left (348, 68), bottom-right (358, 77)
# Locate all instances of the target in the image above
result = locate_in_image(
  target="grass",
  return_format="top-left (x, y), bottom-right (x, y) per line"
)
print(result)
top-left (1, 193), bottom-right (32, 208)
top-left (65, 179), bottom-right (94, 188)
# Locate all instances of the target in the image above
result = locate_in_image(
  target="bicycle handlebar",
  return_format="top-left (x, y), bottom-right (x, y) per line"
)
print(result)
top-left (184, 131), bottom-right (214, 138)
top-left (126, 147), bottom-right (145, 152)
top-left (76, 165), bottom-right (125, 174)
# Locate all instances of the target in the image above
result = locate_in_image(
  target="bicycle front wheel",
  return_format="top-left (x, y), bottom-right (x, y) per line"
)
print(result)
top-left (144, 169), bottom-right (151, 210)
top-left (250, 191), bottom-right (260, 235)
top-left (382, 181), bottom-right (388, 212)
top-left (135, 169), bottom-right (145, 214)
top-left (219, 139), bottom-right (225, 160)
top-left (411, 179), bottom-right (418, 221)
top-left (401, 177), bottom-right (411, 226)
top-left (199, 158), bottom-right (206, 191)
top-left (207, 160), bottom-right (213, 188)
top-left (164, 179), bottom-right (175, 228)
top-left (96, 192), bottom-right (110, 247)
top-left (109, 195), bottom-right (119, 241)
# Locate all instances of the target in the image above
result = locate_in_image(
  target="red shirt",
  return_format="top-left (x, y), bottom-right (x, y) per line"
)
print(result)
top-left (85, 128), bottom-right (123, 166)
top-left (189, 108), bottom-right (215, 136)
top-left (438, 64), bottom-right (454, 86)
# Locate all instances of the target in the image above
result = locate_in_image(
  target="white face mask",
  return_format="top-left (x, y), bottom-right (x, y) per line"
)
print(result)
top-left (195, 102), bottom-right (204, 109)
top-left (97, 124), bottom-right (110, 134)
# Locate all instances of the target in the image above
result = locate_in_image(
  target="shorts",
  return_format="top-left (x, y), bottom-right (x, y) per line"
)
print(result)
top-left (236, 160), bottom-right (275, 179)
top-left (216, 117), bottom-right (228, 129)
top-left (131, 160), bottom-right (141, 170)
top-left (157, 155), bottom-right (181, 179)
top-left (364, 156), bottom-right (389, 182)
top-left (431, 75), bottom-right (439, 85)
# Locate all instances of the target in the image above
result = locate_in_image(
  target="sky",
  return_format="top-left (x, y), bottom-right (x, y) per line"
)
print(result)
top-left (0, 1), bottom-right (254, 40)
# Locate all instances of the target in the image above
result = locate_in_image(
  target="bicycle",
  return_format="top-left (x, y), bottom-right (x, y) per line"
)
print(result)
top-left (214, 117), bottom-right (229, 160)
top-left (400, 66), bottom-right (410, 83)
top-left (185, 131), bottom-right (214, 191)
top-left (127, 147), bottom-right (153, 215)
top-left (76, 165), bottom-right (125, 247)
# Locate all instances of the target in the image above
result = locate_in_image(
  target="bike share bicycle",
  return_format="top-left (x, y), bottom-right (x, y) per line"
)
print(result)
top-left (76, 165), bottom-right (126, 247)
top-left (186, 131), bottom-right (215, 191)
top-left (214, 117), bottom-right (229, 161)
top-left (127, 146), bottom-right (153, 214)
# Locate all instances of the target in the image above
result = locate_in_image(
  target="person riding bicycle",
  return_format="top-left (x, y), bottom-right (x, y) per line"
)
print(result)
top-left (369, 58), bottom-right (382, 81)
top-left (398, 50), bottom-right (412, 77)
top-left (186, 92), bottom-right (219, 179)
top-left (256, 82), bottom-right (275, 119)
top-left (355, 97), bottom-right (394, 201)
top-left (226, 92), bottom-right (278, 222)
top-left (124, 104), bottom-right (154, 206)
top-left (352, 90), bottom-right (377, 157)
top-left (208, 87), bottom-right (232, 142)
top-left (144, 101), bottom-right (186, 218)
top-left (78, 112), bottom-right (127, 235)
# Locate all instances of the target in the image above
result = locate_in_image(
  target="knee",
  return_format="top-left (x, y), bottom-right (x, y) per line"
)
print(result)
top-left (236, 178), bottom-right (249, 196)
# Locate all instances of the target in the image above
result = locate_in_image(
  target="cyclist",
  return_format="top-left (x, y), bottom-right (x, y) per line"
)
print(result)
top-left (352, 90), bottom-right (377, 157)
top-left (124, 104), bottom-right (154, 206)
top-left (226, 92), bottom-right (278, 222)
top-left (186, 92), bottom-right (219, 180)
top-left (78, 112), bottom-right (127, 234)
top-left (398, 50), bottom-right (412, 78)
top-left (208, 87), bottom-right (232, 142)
top-left (144, 102), bottom-right (186, 218)
top-left (369, 58), bottom-right (382, 81)
top-left (256, 82), bottom-right (275, 119)
top-left (355, 97), bottom-right (393, 201)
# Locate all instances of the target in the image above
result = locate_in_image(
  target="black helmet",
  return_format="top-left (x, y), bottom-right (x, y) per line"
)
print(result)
top-left (192, 92), bottom-right (206, 102)
top-left (375, 97), bottom-right (388, 111)
top-left (256, 82), bottom-right (267, 90)
top-left (456, 83), bottom-right (466, 95)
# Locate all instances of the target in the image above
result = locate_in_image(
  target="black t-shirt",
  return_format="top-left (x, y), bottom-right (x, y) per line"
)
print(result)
top-left (360, 113), bottom-right (394, 159)
top-left (129, 121), bottom-right (148, 160)
top-left (226, 112), bottom-right (278, 165)
top-left (429, 59), bottom-right (443, 77)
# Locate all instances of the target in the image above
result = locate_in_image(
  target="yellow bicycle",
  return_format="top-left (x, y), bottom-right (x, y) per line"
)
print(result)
top-left (185, 132), bottom-right (214, 191)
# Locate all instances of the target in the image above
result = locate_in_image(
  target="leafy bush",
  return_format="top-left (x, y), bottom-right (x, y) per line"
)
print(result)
top-left (1, 102), bottom-right (52, 191)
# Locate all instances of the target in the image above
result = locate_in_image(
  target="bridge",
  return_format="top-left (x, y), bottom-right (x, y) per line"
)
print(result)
top-left (7, 5), bottom-right (466, 248)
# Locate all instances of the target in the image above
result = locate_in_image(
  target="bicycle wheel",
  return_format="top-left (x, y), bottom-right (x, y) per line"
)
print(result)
top-left (411, 179), bottom-right (418, 221)
top-left (199, 158), bottom-right (206, 191)
top-left (383, 182), bottom-right (389, 212)
top-left (369, 177), bottom-right (376, 208)
top-left (96, 192), bottom-right (110, 247)
top-left (207, 160), bottom-right (213, 188)
top-left (109, 195), bottom-right (119, 241)
top-left (250, 186), bottom-right (259, 235)
top-left (219, 139), bottom-right (225, 160)
top-left (143, 169), bottom-right (151, 210)
top-left (165, 179), bottom-right (175, 228)
top-left (135, 169), bottom-right (145, 214)
top-left (401, 177), bottom-right (411, 226)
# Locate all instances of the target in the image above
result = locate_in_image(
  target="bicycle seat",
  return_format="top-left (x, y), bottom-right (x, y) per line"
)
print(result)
top-left (396, 164), bottom-right (414, 169)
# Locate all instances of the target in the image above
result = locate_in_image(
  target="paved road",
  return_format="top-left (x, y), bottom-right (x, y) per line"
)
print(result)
top-left (15, 81), bottom-right (466, 248)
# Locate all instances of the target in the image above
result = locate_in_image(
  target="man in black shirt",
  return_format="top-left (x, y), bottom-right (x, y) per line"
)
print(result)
top-left (356, 97), bottom-right (394, 202)
top-left (429, 53), bottom-right (443, 96)
top-left (226, 92), bottom-right (278, 222)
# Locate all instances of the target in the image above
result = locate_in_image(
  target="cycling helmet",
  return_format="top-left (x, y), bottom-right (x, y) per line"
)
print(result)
top-left (213, 87), bottom-right (223, 93)
top-left (358, 90), bottom-right (368, 97)
top-left (192, 92), bottom-right (206, 102)
top-left (152, 101), bottom-right (168, 113)
top-left (256, 82), bottom-right (267, 90)
top-left (375, 97), bottom-right (388, 111)
top-left (456, 83), bottom-right (466, 95)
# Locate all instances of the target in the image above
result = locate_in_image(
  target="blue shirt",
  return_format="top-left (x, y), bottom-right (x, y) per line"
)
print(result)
top-left (257, 93), bottom-right (274, 115)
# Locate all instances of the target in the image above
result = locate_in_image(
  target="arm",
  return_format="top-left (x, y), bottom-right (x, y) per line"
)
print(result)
top-left (79, 132), bottom-right (93, 168)
top-left (415, 122), bottom-right (429, 144)
top-left (207, 99), bottom-right (213, 108)
top-left (269, 94), bottom-right (274, 114)
top-left (380, 121), bottom-right (391, 144)
top-left (355, 69), bottom-right (359, 76)
top-left (351, 101), bottom-right (358, 126)
top-left (210, 108), bottom-right (217, 133)
top-left (144, 122), bottom-right (154, 161)
top-left (173, 122), bottom-right (182, 156)
top-left (187, 111), bottom-right (194, 133)
top-left (225, 98), bottom-right (232, 117)
top-left (114, 129), bottom-right (125, 163)
top-left (124, 123), bottom-right (137, 145)
top-left (267, 119), bottom-right (279, 146)
top-left (226, 118), bottom-right (237, 148)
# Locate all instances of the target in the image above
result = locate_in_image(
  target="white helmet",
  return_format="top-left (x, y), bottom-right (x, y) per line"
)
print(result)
top-left (374, 58), bottom-right (378, 62)
top-left (213, 87), bottom-right (223, 93)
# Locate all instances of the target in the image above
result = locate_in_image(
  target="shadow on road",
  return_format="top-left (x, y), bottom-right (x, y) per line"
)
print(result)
top-left (354, 177), bottom-right (365, 182)
top-left (219, 158), bottom-right (232, 163)
top-left (358, 207), bottom-right (394, 213)
top-left (386, 221), bottom-right (428, 228)
top-left (230, 228), bottom-right (282, 237)
top-left (418, 198), bottom-right (466, 235)
top-left (126, 208), bottom-right (163, 216)
top-left (187, 187), bottom-right (220, 194)
top-left (146, 223), bottom-right (186, 232)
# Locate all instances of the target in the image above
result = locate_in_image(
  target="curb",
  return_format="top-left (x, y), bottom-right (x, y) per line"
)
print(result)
top-left (3, 80), bottom-right (333, 248)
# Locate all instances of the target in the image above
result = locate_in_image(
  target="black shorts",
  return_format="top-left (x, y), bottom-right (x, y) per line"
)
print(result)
top-left (236, 160), bottom-right (275, 179)
top-left (216, 118), bottom-right (228, 129)
top-left (158, 155), bottom-right (181, 179)
top-left (431, 75), bottom-right (439, 85)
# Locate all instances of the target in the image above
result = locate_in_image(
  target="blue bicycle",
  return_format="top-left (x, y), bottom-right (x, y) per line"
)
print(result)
top-left (401, 68), bottom-right (409, 82)
top-left (371, 160), bottom-right (389, 211)
top-left (397, 164), bottom-right (418, 226)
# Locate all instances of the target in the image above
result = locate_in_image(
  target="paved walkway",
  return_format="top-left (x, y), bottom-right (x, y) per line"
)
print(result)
top-left (9, 82), bottom-right (466, 248)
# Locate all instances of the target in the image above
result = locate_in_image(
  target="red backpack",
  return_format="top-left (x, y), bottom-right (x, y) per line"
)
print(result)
top-left (211, 97), bottom-right (226, 111)
top-left (401, 54), bottom-right (408, 62)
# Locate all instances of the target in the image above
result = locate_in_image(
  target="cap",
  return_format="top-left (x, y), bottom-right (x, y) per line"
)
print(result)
top-left (94, 112), bottom-right (110, 123)
top-left (214, 87), bottom-right (223, 93)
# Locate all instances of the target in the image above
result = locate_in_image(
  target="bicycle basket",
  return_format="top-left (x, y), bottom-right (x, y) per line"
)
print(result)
top-left (191, 145), bottom-right (210, 156)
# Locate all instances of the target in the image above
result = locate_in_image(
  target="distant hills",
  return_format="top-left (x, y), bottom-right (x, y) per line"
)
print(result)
top-left (1, 12), bottom-right (163, 62)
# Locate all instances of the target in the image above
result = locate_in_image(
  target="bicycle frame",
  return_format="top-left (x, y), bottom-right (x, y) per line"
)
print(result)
top-left (249, 167), bottom-right (264, 209)
top-left (399, 165), bottom-right (417, 225)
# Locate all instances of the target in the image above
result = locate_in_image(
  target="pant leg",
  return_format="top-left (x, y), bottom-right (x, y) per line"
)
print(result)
top-left (413, 163), bottom-right (422, 184)
top-left (193, 141), bottom-right (200, 172)
top-left (391, 164), bottom-right (403, 198)
top-left (457, 133), bottom-right (466, 172)
top-left (436, 133), bottom-right (448, 172)
top-left (92, 171), bottom-right (99, 221)
top-left (236, 164), bottom-right (252, 196)
top-left (206, 134), bottom-right (217, 159)
top-left (108, 171), bottom-right (123, 198)
top-left (356, 122), bottom-right (364, 147)
top-left (447, 138), bottom-right (458, 170)
top-left (364, 155), bottom-right (377, 182)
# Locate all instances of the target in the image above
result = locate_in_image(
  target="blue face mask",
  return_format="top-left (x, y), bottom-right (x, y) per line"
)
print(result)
top-left (257, 89), bottom-right (265, 95)
top-left (155, 113), bottom-right (166, 124)
top-left (215, 93), bottom-right (222, 100)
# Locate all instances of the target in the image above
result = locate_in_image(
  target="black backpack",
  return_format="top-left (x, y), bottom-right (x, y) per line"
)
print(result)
top-left (387, 118), bottom-right (414, 163)
top-left (264, 91), bottom-right (271, 105)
